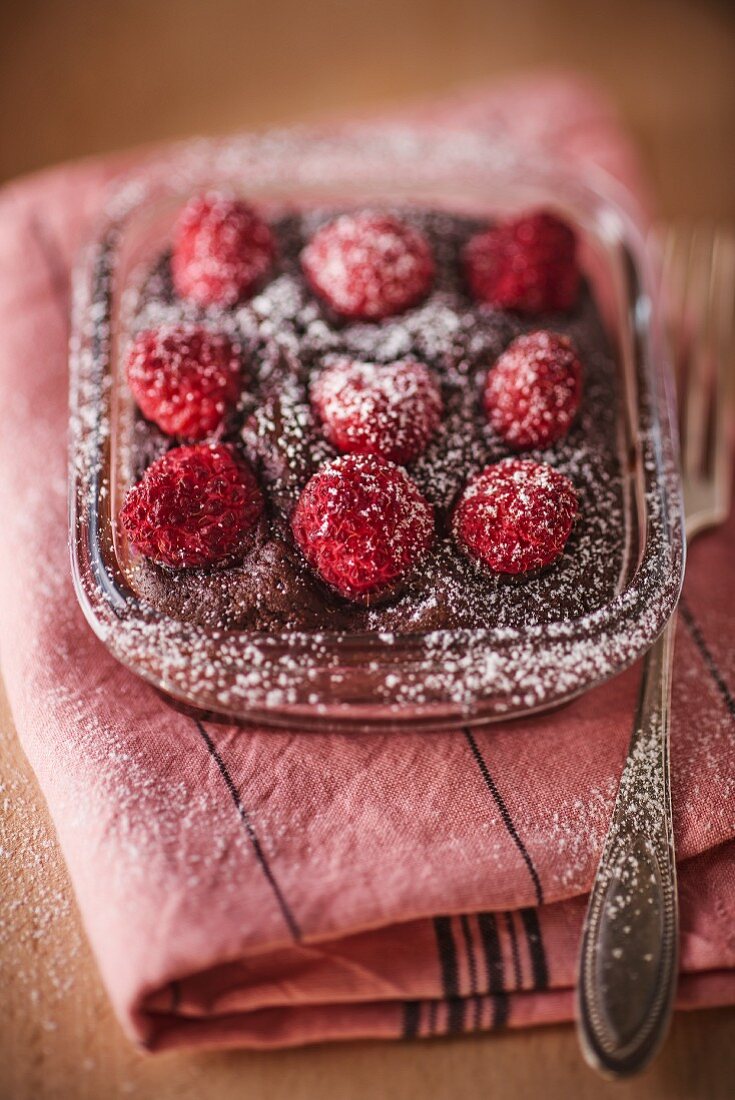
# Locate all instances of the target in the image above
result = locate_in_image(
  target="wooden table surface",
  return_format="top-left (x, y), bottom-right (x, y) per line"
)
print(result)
top-left (1, 2), bottom-right (734, 1097)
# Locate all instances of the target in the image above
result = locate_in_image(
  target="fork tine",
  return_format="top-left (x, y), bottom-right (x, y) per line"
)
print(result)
top-left (682, 227), bottom-right (715, 484)
top-left (661, 225), bottom-right (693, 436)
top-left (709, 229), bottom-right (735, 514)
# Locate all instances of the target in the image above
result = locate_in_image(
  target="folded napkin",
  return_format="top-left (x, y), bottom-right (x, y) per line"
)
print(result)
top-left (0, 76), bottom-right (733, 1051)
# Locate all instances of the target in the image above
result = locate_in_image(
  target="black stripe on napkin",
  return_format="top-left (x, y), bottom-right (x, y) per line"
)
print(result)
top-left (433, 916), bottom-right (465, 1034)
top-left (402, 1000), bottom-right (421, 1039)
top-left (519, 907), bottom-right (548, 990)
top-left (459, 914), bottom-right (484, 1030)
top-left (680, 598), bottom-right (735, 718)
top-left (462, 728), bottom-right (544, 906)
top-left (503, 911), bottom-right (523, 990)
top-left (192, 720), bottom-right (301, 940)
top-left (477, 912), bottom-right (509, 1029)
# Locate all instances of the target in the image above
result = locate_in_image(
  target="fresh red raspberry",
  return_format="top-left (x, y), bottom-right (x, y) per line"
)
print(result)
top-left (452, 458), bottom-right (578, 574)
top-left (464, 211), bottom-right (580, 314)
top-left (311, 358), bottom-right (442, 465)
top-left (291, 454), bottom-right (435, 601)
top-left (126, 325), bottom-right (243, 440)
top-left (172, 192), bottom-right (276, 307)
top-left (484, 331), bottom-right (582, 449)
top-left (120, 444), bottom-right (264, 569)
top-left (301, 212), bottom-right (435, 320)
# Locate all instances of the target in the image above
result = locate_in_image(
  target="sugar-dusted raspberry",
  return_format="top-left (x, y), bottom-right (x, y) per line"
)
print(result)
top-left (464, 211), bottom-right (580, 314)
top-left (484, 331), bottom-right (582, 449)
top-left (172, 192), bottom-right (276, 307)
top-left (291, 454), bottom-right (435, 601)
top-left (126, 325), bottom-right (243, 440)
top-left (311, 358), bottom-right (442, 465)
top-left (301, 212), bottom-right (435, 320)
top-left (119, 444), bottom-right (264, 569)
top-left (452, 458), bottom-right (578, 574)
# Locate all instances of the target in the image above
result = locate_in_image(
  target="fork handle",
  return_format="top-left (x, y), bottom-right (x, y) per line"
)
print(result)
top-left (576, 617), bottom-right (679, 1077)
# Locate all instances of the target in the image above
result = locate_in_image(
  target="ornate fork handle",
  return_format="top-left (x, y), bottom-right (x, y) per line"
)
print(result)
top-left (577, 618), bottom-right (679, 1077)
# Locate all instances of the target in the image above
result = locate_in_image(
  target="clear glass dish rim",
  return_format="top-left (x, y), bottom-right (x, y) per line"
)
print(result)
top-left (68, 124), bottom-right (685, 729)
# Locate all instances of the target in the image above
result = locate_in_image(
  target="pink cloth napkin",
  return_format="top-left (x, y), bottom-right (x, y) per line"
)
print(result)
top-left (1, 77), bottom-right (734, 1051)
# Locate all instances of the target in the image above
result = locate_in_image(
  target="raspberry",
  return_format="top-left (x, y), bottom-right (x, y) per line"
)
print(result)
top-left (452, 458), bottom-right (578, 574)
top-left (172, 192), bottom-right (276, 307)
top-left (484, 331), bottom-right (582, 449)
top-left (464, 211), bottom-right (580, 314)
top-left (120, 444), bottom-right (264, 569)
top-left (301, 212), bottom-right (435, 320)
top-left (291, 454), bottom-right (435, 601)
top-left (127, 325), bottom-right (243, 440)
top-left (311, 358), bottom-right (442, 465)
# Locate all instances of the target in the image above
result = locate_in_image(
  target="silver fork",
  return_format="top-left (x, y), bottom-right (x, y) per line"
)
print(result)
top-left (576, 225), bottom-right (735, 1077)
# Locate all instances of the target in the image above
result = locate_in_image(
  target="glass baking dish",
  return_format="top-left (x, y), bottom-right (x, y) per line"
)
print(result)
top-left (69, 125), bottom-right (684, 732)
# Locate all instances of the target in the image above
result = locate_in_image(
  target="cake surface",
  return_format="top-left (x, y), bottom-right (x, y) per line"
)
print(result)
top-left (122, 206), bottom-right (625, 634)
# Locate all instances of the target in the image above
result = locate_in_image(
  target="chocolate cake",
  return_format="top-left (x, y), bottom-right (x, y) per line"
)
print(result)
top-left (122, 206), bottom-right (625, 634)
